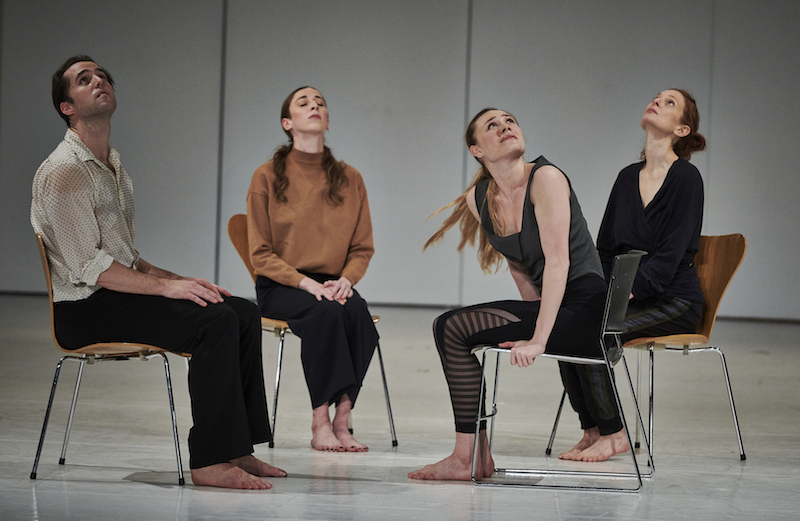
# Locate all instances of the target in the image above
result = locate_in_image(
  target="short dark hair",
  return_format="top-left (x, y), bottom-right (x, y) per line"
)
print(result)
top-left (52, 55), bottom-right (114, 127)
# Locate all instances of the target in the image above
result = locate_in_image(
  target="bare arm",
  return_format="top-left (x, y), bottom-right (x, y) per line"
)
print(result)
top-left (508, 260), bottom-right (541, 301)
top-left (97, 258), bottom-right (229, 307)
top-left (502, 166), bottom-right (571, 367)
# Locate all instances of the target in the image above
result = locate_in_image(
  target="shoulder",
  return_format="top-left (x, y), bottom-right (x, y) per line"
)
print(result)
top-left (249, 161), bottom-right (275, 194)
top-left (466, 185), bottom-right (480, 220)
top-left (531, 163), bottom-right (568, 191)
top-left (671, 158), bottom-right (704, 189)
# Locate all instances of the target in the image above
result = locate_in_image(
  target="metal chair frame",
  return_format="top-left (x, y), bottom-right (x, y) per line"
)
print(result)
top-left (471, 251), bottom-right (653, 492)
top-left (30, 233), bottom-right (186, 485)
top-left (227, 214), bottom-right (397, 447)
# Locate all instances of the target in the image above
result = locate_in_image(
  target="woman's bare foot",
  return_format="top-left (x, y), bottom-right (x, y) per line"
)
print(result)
top-left (230, 454), bottom-right (287, 477)
top-left (311, 403), bottom-right (345, 452)
top-left (408, 432), bottom-right (494, 481)
top-left (576, 429), bottom-right (630, 462)
top-left (332, 395), bottom-right (368, 452)
top-left (191, 462), bottom-right (271, 489)
top-left (559, 427), bottom-right (601, 460)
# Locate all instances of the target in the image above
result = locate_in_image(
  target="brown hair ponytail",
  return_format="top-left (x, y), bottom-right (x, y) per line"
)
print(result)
top-left (424, 108), bottom-right (508, 273)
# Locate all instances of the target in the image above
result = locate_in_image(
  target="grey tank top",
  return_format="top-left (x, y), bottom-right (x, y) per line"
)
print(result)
top-left (475, 156), bottom-right (603, 291)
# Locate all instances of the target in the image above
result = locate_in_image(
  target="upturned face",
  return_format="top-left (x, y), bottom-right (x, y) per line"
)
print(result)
top-left (640, 89), bottom-right (690, 139)
top-left (281, 87), bottom-right (329, 137)
top-left (59, 61), bottom-right (116, 123)
top-left (468, 110), bottom-right (525, 164)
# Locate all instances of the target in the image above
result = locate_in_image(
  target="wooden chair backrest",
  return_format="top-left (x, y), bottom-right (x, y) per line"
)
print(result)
top-left (35, 233), bottom-right (62, 349)
top-left (695, 234), bottom-right (747, 339)
top-left (228, 214), bottom-right (257, 283)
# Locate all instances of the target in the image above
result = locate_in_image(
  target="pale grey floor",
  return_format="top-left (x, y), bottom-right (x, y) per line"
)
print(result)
top-left (1, 294), bottom-right (799, 520)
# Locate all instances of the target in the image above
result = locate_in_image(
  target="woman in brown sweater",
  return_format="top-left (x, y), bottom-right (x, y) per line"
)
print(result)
top-left (247, 86), bottom-right (377, 452)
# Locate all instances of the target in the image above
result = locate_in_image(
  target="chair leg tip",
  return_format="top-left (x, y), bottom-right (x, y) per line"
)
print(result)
top-left (269, 441), bottom-right (275, 448)
top-left (634, 442), bottom-right (641, 449)
top-left (30, 473), bottom-right (37, 480)
top-left (392, 441), bottom-right (398, 447)
top-left (740, 454), bottom-right (746, 461)
top-left (179, 477), bottom-right (185, 486)
top-left (545, 449), bottom-right (552, 455)
top-left (58, 458), bottom-right (65, 465)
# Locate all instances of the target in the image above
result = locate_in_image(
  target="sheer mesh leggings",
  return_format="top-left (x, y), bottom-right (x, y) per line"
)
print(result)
top-left (433, 306), bottom-right (528, 433)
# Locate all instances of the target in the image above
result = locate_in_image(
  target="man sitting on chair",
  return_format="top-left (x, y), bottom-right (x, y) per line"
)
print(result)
top-left (30, 55), bottom-right (286, 490)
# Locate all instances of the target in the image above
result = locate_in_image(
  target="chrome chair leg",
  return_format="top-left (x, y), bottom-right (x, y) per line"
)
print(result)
top-left (634, 350), bottom-right (642, 449)
top-left (710, 347), bottom-right (746, 460)
top-left (375, 341), bottom-right (398, 446)
top-left (545, 389), bottom-right (567, 456)
top-left (269, 329), bottom-right (286, 448)
top-left (648, 345), bottom-right (655, 461)
top-left (159, 353), bottom-right (185, 485)
top-left (30, 356), bottom-right (70, 479)
top-left (60, 358), bottom-right (86, 465)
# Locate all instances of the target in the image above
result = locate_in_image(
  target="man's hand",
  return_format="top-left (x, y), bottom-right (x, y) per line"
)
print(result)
top-left (162, 278), bottom-right (229, 307)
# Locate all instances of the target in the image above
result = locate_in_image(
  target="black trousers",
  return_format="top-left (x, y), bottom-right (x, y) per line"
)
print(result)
top-left (256, 274), bottom-right (378, 409)
top-left (54, 289), bottom-right (271, 469)
top-left (559, 295), bottom-right (703, 435)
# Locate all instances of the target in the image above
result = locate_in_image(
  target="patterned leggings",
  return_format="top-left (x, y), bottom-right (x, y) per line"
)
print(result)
top-left (432, 275), bottom-right (606, 433)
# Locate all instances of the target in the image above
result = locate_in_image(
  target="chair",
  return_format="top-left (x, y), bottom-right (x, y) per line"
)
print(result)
top-left (226, 214), bottom-right (397, 447)
top-left (30, 234), bottom-right (187, 485)
top-left (622, 234), bottom-right (747, 461)
top-left (471, 250), bottom-right (653, 492)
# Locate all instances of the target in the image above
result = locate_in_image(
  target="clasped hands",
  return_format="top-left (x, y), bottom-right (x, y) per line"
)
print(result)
top-left (498, 339), bottom-right (547, 368)
top-left (299, 276), bottom-right (353, 305)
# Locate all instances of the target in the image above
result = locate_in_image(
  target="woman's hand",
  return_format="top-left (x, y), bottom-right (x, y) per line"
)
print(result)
top-left (323, 277), bottom-right (353, 305)
top-left (298, 277), bottom-right (336, 302)
top-left (499, 339), bottom-right (546, 368)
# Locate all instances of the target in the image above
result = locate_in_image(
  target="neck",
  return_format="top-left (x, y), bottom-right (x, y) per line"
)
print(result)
top-left (485, 156), bottom-right (528, 195)
top-left (71, 117), bottom-right (113, 166)
top-left (291, 132), bottom-right (325, 154)
top-left (643, 132), bottom-right (679, 171)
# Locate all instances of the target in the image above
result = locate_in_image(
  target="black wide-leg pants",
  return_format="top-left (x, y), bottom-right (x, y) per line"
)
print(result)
top-left (54, 289), bottom-right (271, 469)
top-left (256, 274), bottom-right (378, 409)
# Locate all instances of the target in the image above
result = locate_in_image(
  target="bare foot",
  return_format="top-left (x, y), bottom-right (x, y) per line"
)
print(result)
top-left (334, 427), bottom-right (369, 452)
top-left (191, 462), bottom-right (271, 489)
top-left (331, 396), bottom-right (368, 452)
top-left (231, 454), bottom-right (287, 477)
top-left (559, 427), bottom-right (601, 460)
top-left (311, 403), bottom-right (345, 452)
top-left (408, 432), bottom-right (494, 481)
top-left (311, 422), bottom-right (345, 452)
top-left (576, 429), bottom-right (630, 462)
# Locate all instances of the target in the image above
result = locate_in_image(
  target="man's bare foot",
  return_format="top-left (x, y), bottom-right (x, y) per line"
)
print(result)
top-left (231, 454), bottom-right (287, 477)
top-left (191, 462), bottom-right (271, 490)
top-left (408, 432), bottom-right (494, 481)
top-left (576, 429), bottom-right (630, 462)
top-left (559, 427), bottom-right (601, 460)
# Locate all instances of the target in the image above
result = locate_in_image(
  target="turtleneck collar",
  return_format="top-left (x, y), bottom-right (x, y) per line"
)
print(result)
top-left (288, 147), bottom-right (324, 165)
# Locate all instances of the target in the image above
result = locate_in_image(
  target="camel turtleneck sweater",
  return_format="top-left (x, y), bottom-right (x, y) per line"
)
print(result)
top-left (246, 148), bottom-right (374, 288)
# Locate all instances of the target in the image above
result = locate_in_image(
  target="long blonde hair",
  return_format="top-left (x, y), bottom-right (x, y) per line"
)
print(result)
top-left (424, 108), bottom-right (508, 273)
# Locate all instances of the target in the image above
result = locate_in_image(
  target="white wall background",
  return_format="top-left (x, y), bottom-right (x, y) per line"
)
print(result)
top-left (1, 0), bottom-right (798, 320)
